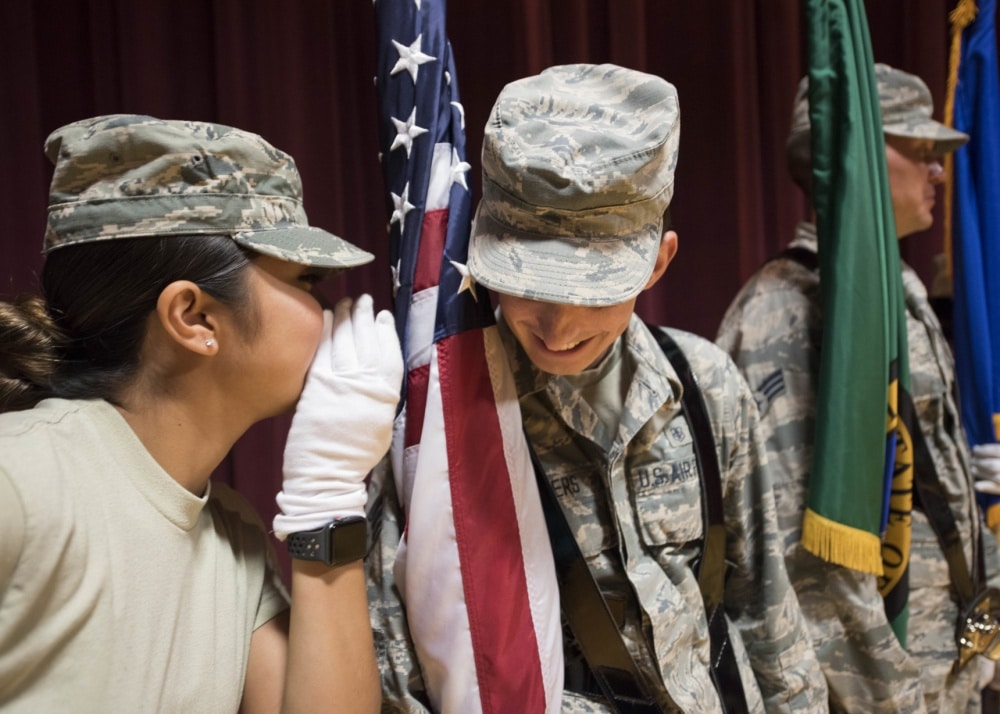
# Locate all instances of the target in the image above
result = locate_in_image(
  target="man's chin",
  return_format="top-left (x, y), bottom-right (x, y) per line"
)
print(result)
top-left (897, 217), bottom-right (935, 239)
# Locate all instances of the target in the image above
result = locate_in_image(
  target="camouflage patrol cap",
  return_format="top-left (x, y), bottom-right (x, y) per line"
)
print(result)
top-left (42, 114), bottom-right (374, 268)
top-left (789, 63), bottom-right (968, 153)
top-left (467, 63), bottom-right (679, 307)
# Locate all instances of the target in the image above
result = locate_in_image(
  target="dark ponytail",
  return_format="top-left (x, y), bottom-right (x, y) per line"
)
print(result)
top-left (0, 297), bottom-right (63, 411)
top-left (0, 235), bottom-right (256, 412)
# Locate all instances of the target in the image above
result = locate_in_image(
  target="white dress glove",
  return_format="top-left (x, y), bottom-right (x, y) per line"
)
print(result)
top-left (273, 294), bottom-right (403, 540)
top-left (972, 443), bottom-right (1000, 496)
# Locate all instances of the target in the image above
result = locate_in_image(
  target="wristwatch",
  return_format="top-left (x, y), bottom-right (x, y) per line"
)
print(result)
top-left (286, 516), bottom-right (368, 566)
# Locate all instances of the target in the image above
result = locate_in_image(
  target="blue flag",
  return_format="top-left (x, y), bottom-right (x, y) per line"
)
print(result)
top-left (952, 0), bottom-right (1000, 527)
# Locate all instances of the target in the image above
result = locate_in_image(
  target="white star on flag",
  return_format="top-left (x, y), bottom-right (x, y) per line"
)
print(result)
top-left (450, 149), bottom-right (471, 191)
top-left (390, 35), bottom-right (435, 84)
top-left (390, 183), bottom-right (416, 227)
top-left (390, 108), bottom-right (428, 158)
top-left (449, 260), bottom-right (478, 301)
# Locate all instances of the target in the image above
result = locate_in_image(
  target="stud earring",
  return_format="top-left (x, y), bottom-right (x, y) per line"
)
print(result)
top-left (205, 338), bottom-right (216, 348)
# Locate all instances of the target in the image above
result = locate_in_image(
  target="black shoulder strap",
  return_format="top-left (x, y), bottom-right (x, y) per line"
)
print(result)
top-left (645, 328), bottom-right (727, 604)
top-left (646, 326), bottom-right (750, 714)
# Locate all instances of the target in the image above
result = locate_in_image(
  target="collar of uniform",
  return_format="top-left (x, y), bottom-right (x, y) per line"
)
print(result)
top-left (622, 316), bottom-right (683, 415)
top-left (794, 220), bottom-right (921, 291)
top-left (793, 220), bottom-right (818, 250)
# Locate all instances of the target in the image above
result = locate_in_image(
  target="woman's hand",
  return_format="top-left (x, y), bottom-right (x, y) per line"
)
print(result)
top-left (274, 294), bottom-right (402, 539)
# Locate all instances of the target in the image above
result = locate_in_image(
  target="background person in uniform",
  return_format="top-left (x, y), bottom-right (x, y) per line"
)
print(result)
top-left (716, 64), bottom-right (1000, 712)
top-left (0, 114), bottom-right (402, 713)
top-left (367, 63), bottom-right (827, 713)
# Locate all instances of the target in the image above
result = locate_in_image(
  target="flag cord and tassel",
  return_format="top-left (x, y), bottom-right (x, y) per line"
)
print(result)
top-left (942, 0), bottom-right (979, 293)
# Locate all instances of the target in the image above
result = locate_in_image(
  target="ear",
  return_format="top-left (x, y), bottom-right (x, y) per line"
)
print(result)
top-left (643, 230), bottom-right (679, 291)
top-left (155, 280), bottom-right (220, 356)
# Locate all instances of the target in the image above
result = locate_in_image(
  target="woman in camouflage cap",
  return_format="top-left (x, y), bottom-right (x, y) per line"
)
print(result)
top-left (0, 114), bottom-right (400, 712)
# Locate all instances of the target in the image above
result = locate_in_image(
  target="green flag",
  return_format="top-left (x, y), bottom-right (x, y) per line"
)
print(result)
top-left (801, 0), bottom-right (913, 643)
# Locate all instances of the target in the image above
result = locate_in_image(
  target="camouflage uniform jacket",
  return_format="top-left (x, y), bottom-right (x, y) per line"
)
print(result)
top-left (716, 221), bottom-right (996, 713)
top-left (366, 313), bottom-right (827, 713)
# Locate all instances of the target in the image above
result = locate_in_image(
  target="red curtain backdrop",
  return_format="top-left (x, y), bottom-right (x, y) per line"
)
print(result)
top-left (0, 0), bottom-right (958, 574)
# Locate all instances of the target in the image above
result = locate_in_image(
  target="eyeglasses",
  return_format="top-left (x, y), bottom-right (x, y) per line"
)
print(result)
top-left (885, 135), bottom-right (942, 165)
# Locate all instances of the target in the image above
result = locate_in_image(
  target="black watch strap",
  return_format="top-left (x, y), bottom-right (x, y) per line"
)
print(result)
top-left (287, 516), bottom-right (368, 566)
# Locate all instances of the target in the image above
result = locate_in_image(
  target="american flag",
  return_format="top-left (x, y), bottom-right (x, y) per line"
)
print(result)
top-left (373, 1), bottom-right (562, 711)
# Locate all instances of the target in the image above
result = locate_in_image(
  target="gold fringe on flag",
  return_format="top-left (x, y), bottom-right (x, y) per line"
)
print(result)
top-left (801, 508), bottom-right (885, 575)
top-left (942, 0), bottom-right (979, 292)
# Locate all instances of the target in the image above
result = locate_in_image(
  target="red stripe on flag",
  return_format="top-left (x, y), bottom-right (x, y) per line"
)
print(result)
top-left (437, 330), bottom-right (547, 712)
top-left (405, 363), bottom-right (430, 450)
top-left (414, 208), bottom-right (448, 293)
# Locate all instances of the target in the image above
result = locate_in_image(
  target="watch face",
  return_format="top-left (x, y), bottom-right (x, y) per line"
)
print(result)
top-left (332, 518), bottom-right (368, 564)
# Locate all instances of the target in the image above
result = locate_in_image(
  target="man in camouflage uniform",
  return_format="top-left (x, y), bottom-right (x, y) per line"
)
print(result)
top-left (717, 63), bottom-right (999, 712)
top-left (367, 63), bottom-right (826, 712)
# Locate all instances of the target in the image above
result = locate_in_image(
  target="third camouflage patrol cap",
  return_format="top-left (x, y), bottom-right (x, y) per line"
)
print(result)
top-left (789, 63), bottom-right (968, 153)
top-left (467, 63), bottom-right (679, 307)
top-left (43, 114), bottom-right (374, 268)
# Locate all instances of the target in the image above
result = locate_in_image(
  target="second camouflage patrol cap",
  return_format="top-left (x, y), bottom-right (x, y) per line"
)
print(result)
top-left (468, 63), bottom-right (680, 307)
top-left (42, 114), bottom-right (374, 268)
top-left (789, 63), bottom-right (968, 154)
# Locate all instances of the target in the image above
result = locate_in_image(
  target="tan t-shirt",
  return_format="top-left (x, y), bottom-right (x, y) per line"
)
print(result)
top-left (0, 399), bottom-right (289, 713)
